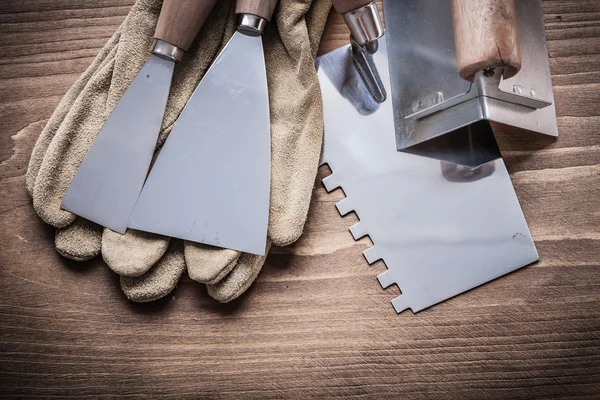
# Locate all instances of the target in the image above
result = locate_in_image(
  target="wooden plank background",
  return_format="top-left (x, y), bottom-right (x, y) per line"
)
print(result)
top-left (0, 0), bottom-right (599, 398)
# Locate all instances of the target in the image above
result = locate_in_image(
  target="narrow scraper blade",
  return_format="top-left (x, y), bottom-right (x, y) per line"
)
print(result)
top-left (62, 54), bottom-right (174, 233)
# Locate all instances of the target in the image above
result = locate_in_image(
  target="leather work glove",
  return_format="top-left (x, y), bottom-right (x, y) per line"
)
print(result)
top-left (27, 0), bottom-right (331, 302)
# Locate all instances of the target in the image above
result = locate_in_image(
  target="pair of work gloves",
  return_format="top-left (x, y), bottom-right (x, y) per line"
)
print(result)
top-left (26, 0), bottom-right (332, 302)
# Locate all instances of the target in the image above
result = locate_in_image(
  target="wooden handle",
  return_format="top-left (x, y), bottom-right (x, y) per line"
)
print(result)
top-left (235, 0), bottom-right (279, 22)
top-left (332, 0), bottom-right (373, 15)
top-left (451, 0), bottom-right (521, 82)
top-left (154, 0), bottom-right (218, 52)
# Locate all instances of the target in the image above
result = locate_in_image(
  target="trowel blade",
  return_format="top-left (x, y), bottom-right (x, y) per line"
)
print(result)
top-left (384, 0), bottom-right (558, 151)
top-left (317, 38), bottom-right (539, 313)
top-left (129, 32), bottom-right (270, 256)
top-left (61, 54), bottom-right (174, 233)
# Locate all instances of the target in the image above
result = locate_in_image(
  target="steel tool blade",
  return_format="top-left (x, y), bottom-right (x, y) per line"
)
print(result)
top-left (384, 0), bottom-right (557, 152)
top-left (61, 55), bottom-right (174, 233)
top-left (61, 0), bottom-right (219, 233)
top-left (317, 37), bottom-right (539, 313)
top-left (129, 31), bottom-right (271, 255)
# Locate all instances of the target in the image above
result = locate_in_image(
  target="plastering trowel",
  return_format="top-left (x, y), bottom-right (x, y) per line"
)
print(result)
top-left (62, 0), bottom-right (218, 233)
top-left (318, 0), bottom-right (544, 313)
top-left (388, 0), bottom-right (558, 154)
top-left (129, 0), bottom-right (278, 256)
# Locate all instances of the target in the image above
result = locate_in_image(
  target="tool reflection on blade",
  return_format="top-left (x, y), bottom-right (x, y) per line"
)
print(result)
top-left (351, 38), bottom-right (386, 103)
top-left (334, 0), bottom-right (387, 103)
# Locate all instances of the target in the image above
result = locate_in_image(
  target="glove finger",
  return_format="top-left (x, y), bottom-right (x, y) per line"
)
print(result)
top-left (102, 229), bottom-right (170, 277)
top-left (206, 242), bottom-right (271, 303)
top-left (26, 28), bottom-right (122, 197)
top-left (184, 242), bottom-right (240, 285)
top-left (120, 239), bottom-right (185, 303)
top-left (55, 218), bottom-right (102, 261)
top-left (264, 0), bottom-right (329, 246)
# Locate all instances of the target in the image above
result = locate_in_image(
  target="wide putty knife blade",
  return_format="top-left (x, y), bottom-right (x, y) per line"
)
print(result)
top-left (129, 32), bottom-right (270, 256)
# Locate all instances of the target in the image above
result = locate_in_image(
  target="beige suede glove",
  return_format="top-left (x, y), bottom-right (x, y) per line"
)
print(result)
top-left (27, 0), bottom-right (331, 302)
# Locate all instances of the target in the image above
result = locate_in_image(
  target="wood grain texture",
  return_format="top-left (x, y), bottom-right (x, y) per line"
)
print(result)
top-left (0, 0), bottom-right (599, 398)
top-left (154, 0), bottom-right (218, 51)
top-left (452, 0), bottom-right (521, 81)
top-left (235, 0), bottom-right (278, 22)
top-left (331, 0), bottom-right (373, 15)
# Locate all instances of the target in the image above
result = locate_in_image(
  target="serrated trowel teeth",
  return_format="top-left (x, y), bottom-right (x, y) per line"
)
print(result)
top-left (349, 222), bottom-right (367, 240)
top-left (335, 198), bottom-right (353, 216)
top-left (378, 272), bottom-right (412, 313)
top-left (377, 269), bottom-right (395, 289)
top-left (391, 295), bottom-right (411, 314)
top-left (322, 174), bottom-right (341, 192)
top-left (363, 246), bottom-right (382, 264)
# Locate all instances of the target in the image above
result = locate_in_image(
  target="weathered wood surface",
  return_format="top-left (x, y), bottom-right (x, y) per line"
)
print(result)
top-left (0, 0), bottom-right (599, 398)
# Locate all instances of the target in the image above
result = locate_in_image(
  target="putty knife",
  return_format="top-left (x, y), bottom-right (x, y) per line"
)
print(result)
top-left (387, 0), bottom-right (558, 153)
top-left (61, 0), bottom-right (218, 234)
top-left (317, 31), bottom-right (539, 313)
top-left (129, 0), bottom-right (278, 256)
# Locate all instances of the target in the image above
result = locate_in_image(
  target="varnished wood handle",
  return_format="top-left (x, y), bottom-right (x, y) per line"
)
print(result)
top-left (235, 0), bottom-right (279, 22)
top-left (154, 0), bottom-right (218, 52)
top-left (332, 0), bottom-right (373, 15)
top-left (451, 0), bottom-right (521, 82)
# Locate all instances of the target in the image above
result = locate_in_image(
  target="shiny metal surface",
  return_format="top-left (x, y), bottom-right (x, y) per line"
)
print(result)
top-left (62, 54), bottom-right (174, 233)
top-left (317, 39), bottom-right (539, 313)
top-left (152, 39), bottom-right (184, 62)
top-left (342, 1), bottom-right (384, 46)
top-left (237, 14), bottom-right (268, 36)
top-left (351, 38), bottom-right (386, 103)
top-left (384, 0), bottom-right (558, 150)
top-left (129, 31), bottom-right (270, 255)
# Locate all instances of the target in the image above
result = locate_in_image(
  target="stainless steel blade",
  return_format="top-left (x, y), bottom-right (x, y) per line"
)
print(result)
top-left (384, 0), bottom-right (558, 151)
top-left (61, 54), bottom-right (174, 233)
top-left (317, 38), bottom-right (539, 313)
top-left (129, 32), bottom-right (270, 256)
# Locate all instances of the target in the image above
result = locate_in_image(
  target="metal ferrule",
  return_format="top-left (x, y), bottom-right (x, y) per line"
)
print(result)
top-left (237, 14), bottom-right (268, 36)
top-left (151, 39), bottom-right (184, 62)
top-left (342, 1), bottom-right (384, 48)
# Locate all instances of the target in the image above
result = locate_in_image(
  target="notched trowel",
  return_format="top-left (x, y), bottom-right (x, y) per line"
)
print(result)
top-left (61, 0), bottom-right (219, 233)
top-left (317, 1), bottom-right (540, 313)
top-left (387, 0), bottom-right (558, 156)
top-left (129, 0), bottom-right (278, 256)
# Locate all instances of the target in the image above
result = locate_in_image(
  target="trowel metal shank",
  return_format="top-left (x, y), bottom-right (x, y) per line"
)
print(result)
top-left (384, 0), bottom-right (558, 150)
